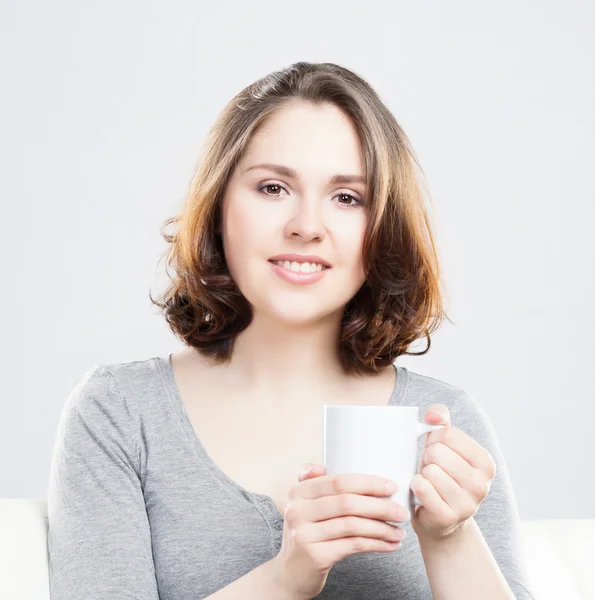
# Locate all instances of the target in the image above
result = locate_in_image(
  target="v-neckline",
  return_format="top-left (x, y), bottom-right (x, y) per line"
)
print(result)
top-left (155, 353), bottom-right (410, 522)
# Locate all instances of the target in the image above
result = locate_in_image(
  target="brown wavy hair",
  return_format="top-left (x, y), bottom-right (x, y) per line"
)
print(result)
top-left (149, 61), bottom-right (452, 376)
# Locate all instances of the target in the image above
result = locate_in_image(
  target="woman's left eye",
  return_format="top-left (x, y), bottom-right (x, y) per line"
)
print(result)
top-left (257, 183), bottom-right (362, 208)
top-left (335, 192), bottom-right (361, 208)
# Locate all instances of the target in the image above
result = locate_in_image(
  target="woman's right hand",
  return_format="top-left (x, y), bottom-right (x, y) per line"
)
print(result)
top-left (270, 463), bottom-right (410, 600)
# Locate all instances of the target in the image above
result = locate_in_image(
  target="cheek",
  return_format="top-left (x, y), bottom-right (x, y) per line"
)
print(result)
top-left (222, 198), bottom-right (270, 275)
top-left (222, 199), bottom-right (287, 311)
top-left (335, 215), bottom-right (366, 277)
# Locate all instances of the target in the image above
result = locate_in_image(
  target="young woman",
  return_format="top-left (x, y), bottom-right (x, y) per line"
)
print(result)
top-left (48, 62), bottom-right (535, 599)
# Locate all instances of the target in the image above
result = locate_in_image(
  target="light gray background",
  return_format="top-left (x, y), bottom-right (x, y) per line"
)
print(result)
top-left (1, 1), bottom-right (593, 519)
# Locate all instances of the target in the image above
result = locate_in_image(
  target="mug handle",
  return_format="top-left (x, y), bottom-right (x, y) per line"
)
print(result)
top-left (412, 421), bottom-right (445, 506)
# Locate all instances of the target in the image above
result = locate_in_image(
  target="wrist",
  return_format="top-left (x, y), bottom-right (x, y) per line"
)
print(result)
top-left (416, 516), bottom-right (472, 547)
top-left (265, 557), bottom-right (307, 600)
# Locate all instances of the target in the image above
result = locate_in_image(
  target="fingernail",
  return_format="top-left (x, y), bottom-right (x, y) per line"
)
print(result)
top-left (385, 480), bottom-right (397, 493)
top-left (397, 507), bottom-right (411, 521)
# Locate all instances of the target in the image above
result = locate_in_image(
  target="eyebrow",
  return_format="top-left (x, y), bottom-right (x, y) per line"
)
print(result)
top-left (243, 163), bottom-right (365, 185)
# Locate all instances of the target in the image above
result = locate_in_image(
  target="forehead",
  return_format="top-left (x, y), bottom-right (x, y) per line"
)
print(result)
top-left (238, 101), bottom-right (365, 180)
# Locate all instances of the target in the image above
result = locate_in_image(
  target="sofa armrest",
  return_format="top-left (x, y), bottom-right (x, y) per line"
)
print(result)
top-left (520, 518), bottom-right (595, 600)
top-left (0, 498), bottom-right (50, 600)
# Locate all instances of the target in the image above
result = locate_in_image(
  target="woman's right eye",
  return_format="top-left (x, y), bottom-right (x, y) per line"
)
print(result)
top-left (258, 183), bottom-right (287, 197)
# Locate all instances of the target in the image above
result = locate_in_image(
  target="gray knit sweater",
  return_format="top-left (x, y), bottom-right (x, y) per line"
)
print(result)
top-left (47, 354), bottom-right (535, 599)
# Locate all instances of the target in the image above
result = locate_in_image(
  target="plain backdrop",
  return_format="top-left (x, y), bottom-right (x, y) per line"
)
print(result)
top-left (1, 1), bottom-right (593, 519)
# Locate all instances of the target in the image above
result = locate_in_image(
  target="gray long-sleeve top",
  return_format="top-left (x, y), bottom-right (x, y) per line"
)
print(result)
top-left (47, 354), bottom-right (536, 599)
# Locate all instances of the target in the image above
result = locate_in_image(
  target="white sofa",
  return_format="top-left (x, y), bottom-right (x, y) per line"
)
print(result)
top-left (1, 498), bottom-right (594, 599)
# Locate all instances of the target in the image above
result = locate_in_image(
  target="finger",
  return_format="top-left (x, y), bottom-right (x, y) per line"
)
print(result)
top-left (297, 472), bottom-right (397, 501)
top-left (305, 513), bottom-right (405, 545)
top-left (423, 442), bottom-right (488, 501)
top-left (302, 490), bottom-right (408, 525)
top-left (419, 462), bottom-right (463, 510)
top-left (298, 463), bottom-right (325, 482)
top-left (418, 434), bottom-right (431, 475)
top-left (421, 404), bottom-right (451, 459)
top-left (424, 403), bottom-right (451, 426)
top-left (425, 426), bottom-right (494, 473)
top-left (410, 473), bottom-right (454, 519)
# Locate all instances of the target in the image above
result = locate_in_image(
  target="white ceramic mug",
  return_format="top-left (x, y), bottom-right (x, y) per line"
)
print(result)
top-left (323, 405), bottom-right (445, 527)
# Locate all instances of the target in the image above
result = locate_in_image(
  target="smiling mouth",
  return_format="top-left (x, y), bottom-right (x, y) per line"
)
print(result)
top-left (269, 259), bottom-right (330, 274)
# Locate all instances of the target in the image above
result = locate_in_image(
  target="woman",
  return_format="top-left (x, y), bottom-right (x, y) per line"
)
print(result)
top-left (47, 62), bottom-right (535, 599)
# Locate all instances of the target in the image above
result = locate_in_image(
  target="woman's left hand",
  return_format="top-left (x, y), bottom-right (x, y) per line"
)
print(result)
top-left (410, 403), bottom-right (497, 542)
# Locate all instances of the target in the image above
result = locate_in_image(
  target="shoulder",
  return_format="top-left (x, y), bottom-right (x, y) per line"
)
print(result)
top-left (403, 366), bottom-right (468, 408)
top-left (402, 366), bottom-right (493, 434)
top-left (62, 356), bottom-right (162, 429)
top-left (97, 355), bottom-right (162, 398)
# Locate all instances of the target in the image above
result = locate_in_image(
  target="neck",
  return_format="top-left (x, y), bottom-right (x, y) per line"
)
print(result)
top-left (225, 310), bottom-right (349, 403)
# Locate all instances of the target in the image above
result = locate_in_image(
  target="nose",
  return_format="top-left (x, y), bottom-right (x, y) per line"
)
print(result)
top-left (284, 196), bottom-right (326, 242)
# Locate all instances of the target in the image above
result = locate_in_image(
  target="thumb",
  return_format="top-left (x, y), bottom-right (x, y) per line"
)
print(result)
top-left (298, 463), bottom-right (325, 482)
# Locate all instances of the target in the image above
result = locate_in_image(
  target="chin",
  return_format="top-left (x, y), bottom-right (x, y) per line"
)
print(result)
top-left (258, 301), bottom-right (334, 327)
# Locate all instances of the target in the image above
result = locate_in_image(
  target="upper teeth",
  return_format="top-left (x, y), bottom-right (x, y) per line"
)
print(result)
top-left (273, 260), bottom-right (326, 273)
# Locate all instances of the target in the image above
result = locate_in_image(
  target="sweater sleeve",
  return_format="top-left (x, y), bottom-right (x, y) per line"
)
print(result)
top-left (454, 391), bottom-right (537, 600)
top-left (47, 364), bottom-right (160, 599)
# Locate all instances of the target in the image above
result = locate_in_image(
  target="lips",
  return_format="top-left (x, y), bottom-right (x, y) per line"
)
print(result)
top-left (270, 259), bottom-right (327, 273)
top-left (268, 254), bottom-right (331, 268)
top-left (269, 259), bottom-right (328, 284)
